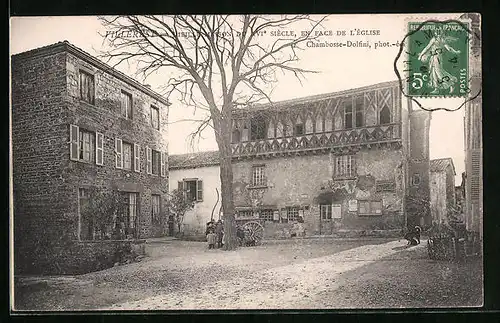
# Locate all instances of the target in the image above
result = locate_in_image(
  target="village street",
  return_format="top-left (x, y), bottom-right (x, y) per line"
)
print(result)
top-left (14, 237), bottom-right (483, 311)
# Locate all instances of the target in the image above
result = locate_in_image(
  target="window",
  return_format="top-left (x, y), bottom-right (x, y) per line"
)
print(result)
top-left (250, 115), bottom-right (267, 140)
top-left (78, 129), bottom-right (95, 163)
top-left (180, 179), bottom-right (203, 202)
top-left (232, 129), bottom-right (241, 143)
top-left (79, 70), bottom-right (95, 105)
top-left (151, 194), bottom-right (161, 223)
top-left (358, 200), bottom-right (383, 216)
top-left (146, 148), bottom-right (166, 176)
top-left (355, 97), bottom-right (364, 127)
top-left (119, 192), bottom-right (138, 237)
top-left (411, 173), bottom-right (421, 186)
top-left (376, 180), bottom-right (396, 192)
top-left (294, 123), bottom-right (305, 136)
top-left (121, 90), bottom-right (133, 119)
top-left (70, 125), bottom-right (99, 163)
top-left (116, 139), bottom-right (140, 171)
top-left (151, 105), bottom-right (160, 130)
top-left (259, 209), bottom-right (275, 222)
top-left (123, 142), bottom-right (133, 170)
top-left (252, 165), bottom-right (266, 186)
top-left (344, 101), bottom-right (353, 129)
top-left (380, 105), bottom-right (391, 125)
top-left (152, 150), bottom-right (161, 175)
top-left (335, 155), bottom-right (356, 178)
top-left (320, 204), bottom-right (332, 220)
top-left (286, 207), bottom-right (300, 223)
top-left (237, 210), bottom-right (253, 218)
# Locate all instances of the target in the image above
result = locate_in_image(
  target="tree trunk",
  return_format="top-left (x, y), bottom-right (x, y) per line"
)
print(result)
top-left (212, 112), bottom-right (237, 250)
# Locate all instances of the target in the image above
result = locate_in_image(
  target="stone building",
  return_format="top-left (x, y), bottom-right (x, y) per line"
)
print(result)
top-left (168, 151), bottom-right (221, 238)
top-left (230, 81), bottom-right (431, 237)
top-left (11, 41), bottom-right (170, 274)
top-left (429, 158), bottom-right (457, 224)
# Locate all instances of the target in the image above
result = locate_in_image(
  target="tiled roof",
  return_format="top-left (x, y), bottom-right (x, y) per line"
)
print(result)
top-left (233, 80), bottom-right (399, 114)
top-left (169, 150), bottom-right (220, 170)
top-left (430, 158), bottom-right (456, 175)
top-left (12, 41), bottom-right (170, 106)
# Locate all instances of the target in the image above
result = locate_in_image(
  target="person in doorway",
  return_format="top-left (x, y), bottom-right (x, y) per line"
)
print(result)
top-left (215, 220), bottom-right (224, 248)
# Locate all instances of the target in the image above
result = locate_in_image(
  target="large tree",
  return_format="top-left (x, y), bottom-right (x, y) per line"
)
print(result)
top-left (99, 15), bottom-right (327, 250)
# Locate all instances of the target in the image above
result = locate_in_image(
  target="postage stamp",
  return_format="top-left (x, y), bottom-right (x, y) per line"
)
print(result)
top-left (406, 21), bottom-right (470, 98)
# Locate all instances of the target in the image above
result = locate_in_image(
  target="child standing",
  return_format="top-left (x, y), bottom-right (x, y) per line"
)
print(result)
top-left (206, 221), bottom-right (216, 249)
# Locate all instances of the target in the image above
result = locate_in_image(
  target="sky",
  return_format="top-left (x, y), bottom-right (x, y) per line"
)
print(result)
top-left (10, 14), bottom-right (470, 184)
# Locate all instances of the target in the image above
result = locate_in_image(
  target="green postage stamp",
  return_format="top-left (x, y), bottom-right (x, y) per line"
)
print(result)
top-left (407, 21), bottom-right (470, 97)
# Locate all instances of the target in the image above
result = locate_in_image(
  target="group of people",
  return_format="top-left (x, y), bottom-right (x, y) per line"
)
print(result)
top-left (206, 219), bottom-right (224, 249)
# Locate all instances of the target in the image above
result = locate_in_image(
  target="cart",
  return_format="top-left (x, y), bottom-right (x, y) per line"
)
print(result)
top-left (235, 219), bottom-right (265, 246)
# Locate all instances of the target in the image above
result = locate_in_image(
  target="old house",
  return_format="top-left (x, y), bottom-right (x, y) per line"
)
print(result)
top-left (429, 158), bottom-right (457, 224)
top-left (11, 41), bottom-right (170, 274)
top-left (168, 151), bottom-right (221, 238)
top-left (230, 81), bottom-right (431, 238)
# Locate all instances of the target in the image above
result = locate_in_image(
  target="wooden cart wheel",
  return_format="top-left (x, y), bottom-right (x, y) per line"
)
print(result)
top-left (242, 221), bottom-right (264, 244)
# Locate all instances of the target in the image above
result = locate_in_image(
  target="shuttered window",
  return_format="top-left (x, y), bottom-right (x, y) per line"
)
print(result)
top-left (179, 179), bottom-right (203, 202)
top-left (134, 144), bottom-right (140, 172)
top-left (196, 180), bottom-right (203, 201)
top-left (69, 124), bottom-right (97, 164)
top-left (335, 155), bottom-right (356, 178)
top-left (115, 138), bottom-right (123, 169)
top-left (96, 132), bottom-right (104, 165)
top-left (146, 147), bottom-right (152, 174)
top-left (70, 125), bottom-right (79, 161)
top-left (160, 152), bottom-right (167, 177)
top-left (470, 150), bottom-right (481, 201)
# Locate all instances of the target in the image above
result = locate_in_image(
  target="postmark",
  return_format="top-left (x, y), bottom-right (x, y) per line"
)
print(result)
top-left (406, 21), bottom-right (469, 98)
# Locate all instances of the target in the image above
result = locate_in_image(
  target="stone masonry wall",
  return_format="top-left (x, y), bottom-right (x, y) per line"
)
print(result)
top-left (232, 147), bottom-right (405, 238)
top-left (12, 46), bottom-right (169, 274)
top-left (12, 51), bottom-right (71, 274)
top-left (64, 51), bottom-right (169, 240)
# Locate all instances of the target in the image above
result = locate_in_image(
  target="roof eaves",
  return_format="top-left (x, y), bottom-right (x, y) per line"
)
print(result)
top-left (12, 41), bottom-right (170, 107)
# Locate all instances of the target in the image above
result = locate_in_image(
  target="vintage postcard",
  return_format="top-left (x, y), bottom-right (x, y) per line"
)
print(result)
top-left (10, 13), bottom-right (482, 311)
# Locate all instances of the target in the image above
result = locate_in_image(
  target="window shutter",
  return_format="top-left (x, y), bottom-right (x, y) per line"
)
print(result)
top-left (146, 147), bottom-right (152, 174)
top-left (70, 124), bottom-right (79, 161)
top-left (134, 144), bottom-right (140, 172)
top-left (160, 152), bottom-right (166, 177)
top-left (196, 180), bottom-right (203, 201)
top-left (96, 132), bottom-right (104, 165)
top-left (115, 138), bottom-right (123, 169)
top-left (470, 149), bottom-right (481, 201)
top-left (178, 181), bottom-right (183, 191)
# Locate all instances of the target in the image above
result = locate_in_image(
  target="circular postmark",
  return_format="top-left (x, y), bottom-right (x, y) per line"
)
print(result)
top-left (393, 18), bottom-right (481, 112)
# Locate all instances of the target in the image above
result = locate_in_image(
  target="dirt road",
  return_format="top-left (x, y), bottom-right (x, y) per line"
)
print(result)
top-left (13, 238), bottom-right (483, 311)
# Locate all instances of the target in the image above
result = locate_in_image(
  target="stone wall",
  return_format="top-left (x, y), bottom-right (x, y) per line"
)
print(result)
top-left (12, 51), bottom-right (71, 274)
top-left (232, 146), bottom-right (405, 238)
top-left (12, 45), bottom-right (169, 274)
top-left (64, 51), bottom-right (169, 239)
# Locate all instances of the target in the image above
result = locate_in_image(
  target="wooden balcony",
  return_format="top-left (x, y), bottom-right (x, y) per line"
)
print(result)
top-left (231, 123), bottom-right (402, 159)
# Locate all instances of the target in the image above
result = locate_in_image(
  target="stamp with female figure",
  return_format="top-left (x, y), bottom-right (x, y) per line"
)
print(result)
top-left (407, 21), bottom-right (470, 97)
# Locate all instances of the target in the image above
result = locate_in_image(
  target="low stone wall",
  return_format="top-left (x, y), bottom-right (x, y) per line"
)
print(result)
top-left (18, 239), bottom-right (146, 275)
